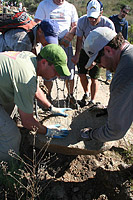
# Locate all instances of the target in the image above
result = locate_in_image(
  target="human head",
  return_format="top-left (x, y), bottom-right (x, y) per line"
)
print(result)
top-left (38, 44), bottom-right (70, 77)
top-left (53, 0), bottom-right (65, 5)
top-left (87, 0), bottom-right (102, 26)
top-left (84, 27), bottom-right (117, 68)
top-left (119, 5), bottom-right (131, 19)
top-left (87, 0), bottom-right (101, 19)
top-left (39, 19), bottom-right (59, 45)
top-left (87, 0), bottom-right (103, 12)
top-left (22, 6), bottom-right (27, 12)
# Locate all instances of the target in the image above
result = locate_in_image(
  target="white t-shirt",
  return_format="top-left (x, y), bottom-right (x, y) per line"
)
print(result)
top-left (35, 0), bottom-right (78, 37)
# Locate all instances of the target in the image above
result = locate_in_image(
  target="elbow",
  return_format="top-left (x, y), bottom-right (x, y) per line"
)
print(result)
top-left (92, 125), bottom-right (128, 142)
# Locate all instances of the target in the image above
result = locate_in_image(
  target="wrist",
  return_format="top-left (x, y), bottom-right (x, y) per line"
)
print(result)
top-left (80, 127), bottom-right (93, 141)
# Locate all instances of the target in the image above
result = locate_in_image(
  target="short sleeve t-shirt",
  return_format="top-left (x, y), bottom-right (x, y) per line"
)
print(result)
top-left (76, 15), bottom-right (115, 43)
top-left (0, 51), bottom-right (37, 113)
top-left (35, 0), bottom-right (78, 37)
top-left (109, 15), bottom-right (128, 39)
top-left (0, 26), bottom-right (37, 52)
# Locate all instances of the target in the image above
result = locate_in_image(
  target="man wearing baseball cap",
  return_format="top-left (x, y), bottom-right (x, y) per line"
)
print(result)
top-left (0, 44), bottom-right (71, 161)
top-left (72, 0), bottom-right (115, 108)
top-left (80, 27), bottom-right (133, 142)
top-left (0, 19), bottom-right (59, 53)
top-left (0, 18), bottom-right (71, 116)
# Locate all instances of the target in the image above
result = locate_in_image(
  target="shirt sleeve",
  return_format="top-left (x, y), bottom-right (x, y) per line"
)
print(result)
top-left (122, 21), bottom-right (128, 40)
top-left (14, 77), bottom-right (37, 114)
top-left (71, 4), bottom-right (78, 24)
top-left (76, 17), bottom-right (84, 37)
top-left (90, 82), bottom-right (133, 142)
top-left (34, 2), bottom-right (46, 20)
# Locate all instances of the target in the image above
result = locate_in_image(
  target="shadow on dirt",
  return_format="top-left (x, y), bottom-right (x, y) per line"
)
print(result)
top-left (38, 165), bottom-right (133, 200)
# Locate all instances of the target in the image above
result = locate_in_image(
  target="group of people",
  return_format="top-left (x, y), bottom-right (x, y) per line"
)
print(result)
top-left (0, 0), bottom-right (132, 161)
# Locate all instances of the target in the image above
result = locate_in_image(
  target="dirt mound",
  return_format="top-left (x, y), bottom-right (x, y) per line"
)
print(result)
top-left (19, 73), bottom-right (133, 200)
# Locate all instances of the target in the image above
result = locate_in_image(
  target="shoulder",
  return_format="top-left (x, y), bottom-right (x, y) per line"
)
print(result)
top-left (101, 16), bottom-right (115, 26)
top-left (122, 18), bottom-right (128, 24)
top-left (64, 1), bottom-right (75, 6)
top-left (64, 1), bottom-right (77, 10)
top-left (39, 0), bottom-right (48, 5)
top-left (78, 15), bottom-right (87, 22)
top-left (109, 14), bottom-right (118, 19)
top-left (37, 0), bottom-right (49, 8)
top-left (5, 28), bottom-right (27, 36)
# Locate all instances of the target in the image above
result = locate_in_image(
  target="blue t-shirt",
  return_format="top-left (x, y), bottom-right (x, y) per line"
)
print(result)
top-left (109, 15), bottom-right (128, 39)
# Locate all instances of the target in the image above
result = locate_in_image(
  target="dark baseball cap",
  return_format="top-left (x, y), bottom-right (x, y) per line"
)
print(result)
top-left (40, 19), bottom-right (59, 44)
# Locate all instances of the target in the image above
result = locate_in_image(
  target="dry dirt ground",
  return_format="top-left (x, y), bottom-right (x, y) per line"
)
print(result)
top-left (20, 69), bottom-right (132, 200)
top-left (0, 70), bottom-right (133, 200)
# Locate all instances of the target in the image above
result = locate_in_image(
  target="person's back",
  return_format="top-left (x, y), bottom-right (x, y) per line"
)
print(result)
top-left (0, 51), bottom-right (37, 161)
top-left (0, 18), bottom-right (59, 54)
top-left (0, 51), bottom-right (37, 112)
top-left (0, 28), bottom-right (33, 52)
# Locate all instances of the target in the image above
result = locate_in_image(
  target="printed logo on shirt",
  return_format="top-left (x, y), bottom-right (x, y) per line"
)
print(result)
top-left (1, 52), bottom-right (20, 60)
top-left (50, 11), bottom-right (65, 22)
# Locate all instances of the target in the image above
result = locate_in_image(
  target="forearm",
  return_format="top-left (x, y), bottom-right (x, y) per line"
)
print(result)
top-left (90, 84), bottom-right (133, 142)
top-left (75, 37), bottom-right (83, 56)
top-left (35, 86), bottom-right (51, 109)
top-left (24, 116), bottom-right (47, 134)
top-left (34, 18), bottom-right (42, 23)
top-left (19, 109), bottom-right (47, 134)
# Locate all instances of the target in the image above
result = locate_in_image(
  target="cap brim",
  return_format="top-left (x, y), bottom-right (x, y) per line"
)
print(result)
top-left (87, 11), bottom-right (100, 19)
top-left (85, 53), bottom-right (98, 69)
top-left (55, 64), bottom-right (71, 76)
top-left (45, 36), bottom-right (59, 45)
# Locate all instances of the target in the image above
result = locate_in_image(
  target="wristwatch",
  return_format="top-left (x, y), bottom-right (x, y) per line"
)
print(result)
top-left (80, 127), bottom-right (93, 141)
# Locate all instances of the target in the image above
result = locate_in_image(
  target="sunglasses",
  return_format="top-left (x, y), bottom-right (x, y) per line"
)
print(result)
top-left (94, 48), bottom-right (104, 64)
top-left (122, 10), bottom-right (129, 15)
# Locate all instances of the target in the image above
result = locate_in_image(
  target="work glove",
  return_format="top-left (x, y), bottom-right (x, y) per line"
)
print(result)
top-left (80, 127), bottom-right (93, 141)
top-left (50, 105), bottom-right (72, 117)
top-left (45, 124), bottom-right (69, 139)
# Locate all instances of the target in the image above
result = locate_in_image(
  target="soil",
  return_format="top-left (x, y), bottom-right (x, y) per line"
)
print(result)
top-left (0, 71), bottom-right (133, 200)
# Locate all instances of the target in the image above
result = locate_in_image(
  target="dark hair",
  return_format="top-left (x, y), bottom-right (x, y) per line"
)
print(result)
top-left (36, 53), bottom-right (53, 65)
top-left (121, 5), bottom-right (131, 11)
top-left (107, 32), bottom-right (125, 49)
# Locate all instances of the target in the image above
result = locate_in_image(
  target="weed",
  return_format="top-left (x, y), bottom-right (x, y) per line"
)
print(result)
top-left (0, 126), bottom-right (58, 199)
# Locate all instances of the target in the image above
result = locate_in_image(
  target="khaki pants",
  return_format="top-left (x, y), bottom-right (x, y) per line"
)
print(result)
top-left (0, 105), bottom-right (21, 161)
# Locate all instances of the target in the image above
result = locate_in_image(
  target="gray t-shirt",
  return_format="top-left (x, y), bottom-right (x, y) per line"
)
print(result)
top-left (76, 15), bottom-right (115, 46)
top-left (0, 26), bottom-right (37, 52)
top-left (90, 44), bottom-right (133, 142)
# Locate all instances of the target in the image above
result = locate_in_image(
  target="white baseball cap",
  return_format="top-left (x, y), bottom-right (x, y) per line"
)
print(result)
top-left (84, 27), bottom-right (117, 69)
top-left (87, 0), bottom-right (101, 19)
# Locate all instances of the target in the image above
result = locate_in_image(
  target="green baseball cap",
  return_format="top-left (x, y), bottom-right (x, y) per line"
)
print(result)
top-left (40, 44), bottom-right (70, 76)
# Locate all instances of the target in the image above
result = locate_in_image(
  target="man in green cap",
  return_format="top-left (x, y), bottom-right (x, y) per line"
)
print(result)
top-left (0, 44), bottom-right (70, 161)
